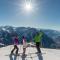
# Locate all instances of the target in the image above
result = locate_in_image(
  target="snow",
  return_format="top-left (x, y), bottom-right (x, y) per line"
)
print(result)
top-left (0, 45), bottom-right (60, 60)
top-left (0, 43), bottom-right (4, 45)
top-left (2, 28), bottom-right (6, 31)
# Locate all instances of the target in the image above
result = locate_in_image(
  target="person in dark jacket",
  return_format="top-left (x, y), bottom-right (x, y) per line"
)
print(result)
top-left (11, 36), bottom-right (19, 55)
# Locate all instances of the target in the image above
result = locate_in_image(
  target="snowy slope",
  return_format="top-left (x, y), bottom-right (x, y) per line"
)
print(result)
top-left (0, 45), bottom-right (60, 60)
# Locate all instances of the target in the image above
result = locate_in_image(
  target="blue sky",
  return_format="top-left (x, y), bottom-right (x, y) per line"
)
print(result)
top-left (0, 0), bottom-right (60, 30)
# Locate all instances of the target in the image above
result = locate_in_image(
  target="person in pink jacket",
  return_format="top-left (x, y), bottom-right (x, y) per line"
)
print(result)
top-left (11, 36), bottom-right (19, 55)
top-left (22, 36), bottom-right (27, 55)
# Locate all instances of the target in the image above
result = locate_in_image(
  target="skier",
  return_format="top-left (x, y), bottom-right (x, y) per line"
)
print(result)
top-left (22, 36), bottom-right (27, 55)
top-left (11, 36), bottom-right (19, 55)
top-left (34, 31), bottom-right (43, 53)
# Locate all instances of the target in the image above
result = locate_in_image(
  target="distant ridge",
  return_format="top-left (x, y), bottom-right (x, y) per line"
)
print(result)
top-left (0, 26), bottom-right (60, 48)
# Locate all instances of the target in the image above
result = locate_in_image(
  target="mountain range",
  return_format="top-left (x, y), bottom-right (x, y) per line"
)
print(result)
top-left (0, 26), bottom-right (60, 48)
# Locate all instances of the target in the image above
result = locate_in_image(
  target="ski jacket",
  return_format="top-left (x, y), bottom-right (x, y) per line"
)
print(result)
top-left (14, 37), bottom-right (19, 45)
top-left (34, 32), bottom-right (43, 43)
top-left (23, 38), bottom-right (27, 48)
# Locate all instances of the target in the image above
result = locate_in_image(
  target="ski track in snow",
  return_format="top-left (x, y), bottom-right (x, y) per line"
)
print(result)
top-left (0, 45), bottom-right (60, 60)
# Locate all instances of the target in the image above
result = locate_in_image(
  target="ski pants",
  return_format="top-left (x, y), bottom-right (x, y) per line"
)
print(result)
top-left (11, 45), bottom-right (19, 54)
top-left (36, 42), bottom-right (41, 53)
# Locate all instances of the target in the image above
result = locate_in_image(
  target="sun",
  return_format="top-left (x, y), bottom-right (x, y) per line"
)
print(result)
top-left (24, 2), bottom-right (32, 12)
top-left (25, 3), bottom-right (32, 11)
